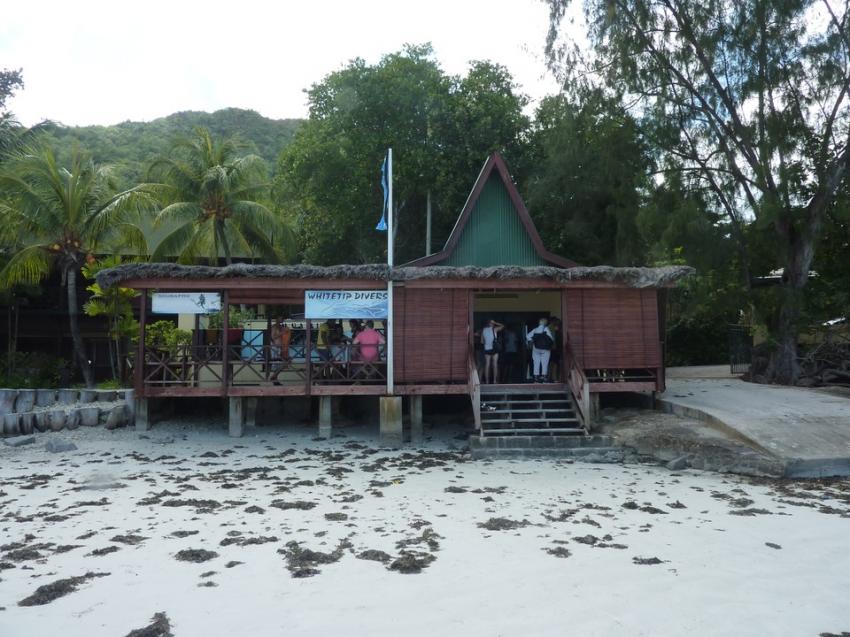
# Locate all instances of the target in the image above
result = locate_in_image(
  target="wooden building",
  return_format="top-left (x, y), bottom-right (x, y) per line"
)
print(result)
top-left (98, 153), bottom-right (691, 442)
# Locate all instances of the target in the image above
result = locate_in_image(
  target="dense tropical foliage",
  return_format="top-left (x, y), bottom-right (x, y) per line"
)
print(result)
top-left (146, 127), bottom-right (292, 264)
top-left (545, 0), bottom-right (850, 383)
top-left (0, 146), bottom-right (149, 387)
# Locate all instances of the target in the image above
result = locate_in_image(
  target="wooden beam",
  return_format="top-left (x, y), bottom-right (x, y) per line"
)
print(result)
top-left (135, 290), bottom-right (147, 398)
top-left (394, 384), bottom-right (469, 395)
top-left (221, 290), bottom-right (230, 397)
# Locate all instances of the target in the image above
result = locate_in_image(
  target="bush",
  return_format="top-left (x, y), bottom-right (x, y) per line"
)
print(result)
top-left (0, 352), bottom-right (70, 388)
top-left (144, 321), bottom-right (192, 356)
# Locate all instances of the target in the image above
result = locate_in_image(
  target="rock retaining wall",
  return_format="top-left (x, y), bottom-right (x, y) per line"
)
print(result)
top-left (0, 388), bottom-right (134, 436)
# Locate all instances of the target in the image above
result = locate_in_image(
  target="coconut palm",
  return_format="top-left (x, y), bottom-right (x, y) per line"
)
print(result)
top-left (0, 147), bottom-right (150, 388)
top-left (147, 127), bottom-right (292, 265)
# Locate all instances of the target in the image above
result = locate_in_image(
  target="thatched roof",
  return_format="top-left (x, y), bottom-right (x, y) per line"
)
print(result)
top-left (97, 262), bottom-right (694, 290)
top-left (393, 265), bottom-right (693, 287)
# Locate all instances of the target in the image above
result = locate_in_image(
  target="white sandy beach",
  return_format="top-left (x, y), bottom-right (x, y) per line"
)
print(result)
top-left (1, 421), bottom-right (848, 637)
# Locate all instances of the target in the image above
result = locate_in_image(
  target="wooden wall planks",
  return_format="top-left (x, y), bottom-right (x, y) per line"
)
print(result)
top-left (565, 288), bottom-right (661, 369)
top-left (394, 288), bottom-right (469, 383)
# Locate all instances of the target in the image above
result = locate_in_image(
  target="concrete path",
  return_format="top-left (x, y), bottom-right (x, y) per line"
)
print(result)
top-left (659, 378), bottom-right (850, 477)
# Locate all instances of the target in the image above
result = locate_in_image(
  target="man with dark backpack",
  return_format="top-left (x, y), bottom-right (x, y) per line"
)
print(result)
top-left (526, 317), bottom-right (554, 383)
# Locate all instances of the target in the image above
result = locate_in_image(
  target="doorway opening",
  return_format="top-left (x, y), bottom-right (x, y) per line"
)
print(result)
top-left (472, 290), bottom-right (564, 385)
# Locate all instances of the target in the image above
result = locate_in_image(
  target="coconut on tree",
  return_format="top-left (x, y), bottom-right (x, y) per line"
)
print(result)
top-left (0, 147), bottom-right (150, 388)
top-left (147, 127), bottom-right (293, 265)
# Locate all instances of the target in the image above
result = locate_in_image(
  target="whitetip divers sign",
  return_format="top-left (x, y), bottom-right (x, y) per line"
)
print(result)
top-left (305, 290), bottom-right (388, 319)
top-left (152, 292), bottom-right (222, 314)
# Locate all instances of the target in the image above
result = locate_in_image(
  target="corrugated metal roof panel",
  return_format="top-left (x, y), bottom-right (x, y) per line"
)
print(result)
top-left (443, 173), bottom-right (547, 267)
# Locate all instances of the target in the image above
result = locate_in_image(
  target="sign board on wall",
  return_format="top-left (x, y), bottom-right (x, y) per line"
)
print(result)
top-left (305, 290), bottom-right (388, 319)
top-left (151, 292), bottom-right (221, 314)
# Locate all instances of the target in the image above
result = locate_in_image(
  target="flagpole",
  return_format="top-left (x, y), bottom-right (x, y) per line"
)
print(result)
top-left (386, 148), bottom-right (394, 395)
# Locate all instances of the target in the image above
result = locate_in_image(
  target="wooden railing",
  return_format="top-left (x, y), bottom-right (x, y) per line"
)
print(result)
top-left (468, 352), bottom-right (481, 432)
top-left (141, 340), bottom-right (386, 389)
top-left (565, 342), bottom-right (590, 430)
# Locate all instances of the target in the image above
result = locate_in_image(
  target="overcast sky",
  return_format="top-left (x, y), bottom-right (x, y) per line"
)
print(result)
top-left (1, 0), bottom-right (579, 127)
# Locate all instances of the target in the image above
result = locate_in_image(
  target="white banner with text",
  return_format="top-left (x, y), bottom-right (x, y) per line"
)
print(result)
top-left (151, 292), bottom-right (221, 314)
top-left (304, 290), bottom-right (388, 319)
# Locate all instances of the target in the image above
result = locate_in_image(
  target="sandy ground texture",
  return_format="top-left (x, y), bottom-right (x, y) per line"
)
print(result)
top-left (1, 421), bottom-right (849, 637)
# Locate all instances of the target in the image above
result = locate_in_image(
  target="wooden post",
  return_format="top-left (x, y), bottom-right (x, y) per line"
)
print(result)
top-left (221, 290), bottom-right (230, 396)
top-left (305, 319), bottom-right (312, 396)
top-left (560, 289), bottom-right (569, 383)
top-left (135, 289), bottom-right (147, 396)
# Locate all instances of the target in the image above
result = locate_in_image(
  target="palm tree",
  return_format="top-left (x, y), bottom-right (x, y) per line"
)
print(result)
top-left (0, 147), bottom-right (149, 388)
top-left (147, 127), bottom-right (292, 264)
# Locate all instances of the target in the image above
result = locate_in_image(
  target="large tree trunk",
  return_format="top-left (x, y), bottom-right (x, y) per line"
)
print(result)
top-left (66, 267), bottom-right (94, 388)
top-left (766, 222), bottom-right (816, 385)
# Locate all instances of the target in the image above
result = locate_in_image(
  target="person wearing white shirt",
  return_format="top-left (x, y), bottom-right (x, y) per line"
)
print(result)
top-left (526, 318), bottom-right (554, 383)
top-left (480, 319), bottom-right (504, 384)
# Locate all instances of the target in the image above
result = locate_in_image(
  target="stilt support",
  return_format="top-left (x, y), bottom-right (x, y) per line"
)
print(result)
top-left (589, 393), bottom-right (600, 431)
top-left (135, 398), bottom-right (151, 431)
top-left (318, 395), bottom-right (332, 438)
top-left (245, 397), bottom-right (258, 428)
top-left (380, 396), bottom-right (403, 448)
top-left (228, 397), bottom-right (244, 438)
top-left (410, 395), bottom-right (424, 444)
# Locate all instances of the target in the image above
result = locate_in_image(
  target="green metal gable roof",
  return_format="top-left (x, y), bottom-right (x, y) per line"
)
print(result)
top-left (404, 153), bottom-right (577, 269)
top-left (442, 172), bottom-right (547, 267)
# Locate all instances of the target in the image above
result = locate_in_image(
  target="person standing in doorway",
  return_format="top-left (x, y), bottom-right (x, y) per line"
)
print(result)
top-left (500, 325), bottom-right (520, 383)
top-left (527, 317), bottom-right (554, 383)
top-left (481, 319), bottom-right (504, 384)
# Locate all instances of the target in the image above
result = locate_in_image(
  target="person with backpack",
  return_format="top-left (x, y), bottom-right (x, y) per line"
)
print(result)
top-left (527, 317), bottom-right (555, 383)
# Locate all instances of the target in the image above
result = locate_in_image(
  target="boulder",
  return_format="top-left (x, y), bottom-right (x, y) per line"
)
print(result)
top-left (57, 389), bottom-right (78, 405)
top-left (105, 404), bottom-right (129, 430)
top-left (15, 389), bottom-right (36, 413)
top-left (35, 389), bottom-right (56, 408)
top-left (79, 407), bottom-right (100, 427)
top-left (3, 434), bottom-right (35, 447)
top-left (45, 438), bottom-right (77, 453)
top-left (3, 412), bottom-right (20, 435)
top-left (65, 409), bottom-right (81, 430)
top-left (18, 412), bottom-right (35, 435)
top-left (48, 410), bottom-right (67, 432)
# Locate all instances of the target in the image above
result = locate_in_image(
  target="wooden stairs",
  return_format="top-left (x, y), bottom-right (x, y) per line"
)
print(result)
top-left (478, 384), bottom-right (586, 436)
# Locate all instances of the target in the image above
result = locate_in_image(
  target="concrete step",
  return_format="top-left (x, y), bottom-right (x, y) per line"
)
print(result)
top-left (481, 407), bottom-right (575, 419)
top-left (469, 434), bottom-right (618, 458)
top-left (480, 427), bottom-right (586, 435)
top-left (481, 417), bottom-right (580, 424)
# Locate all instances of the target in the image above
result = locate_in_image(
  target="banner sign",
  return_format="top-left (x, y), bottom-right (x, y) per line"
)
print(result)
top-left (152, 292), bottom-right (221, 314)
top-left (305, 290), bottom-right (388, 319)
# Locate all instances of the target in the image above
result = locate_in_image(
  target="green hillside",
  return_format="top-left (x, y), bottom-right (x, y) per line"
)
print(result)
top-left (41, 108), bottom-right (303, 185)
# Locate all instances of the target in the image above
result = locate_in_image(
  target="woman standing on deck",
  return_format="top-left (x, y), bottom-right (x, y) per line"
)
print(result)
top-left (481, 319), bottom-right (504, 384)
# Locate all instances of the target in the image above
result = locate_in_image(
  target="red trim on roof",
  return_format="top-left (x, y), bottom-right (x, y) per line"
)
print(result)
top-left (403, 152), bottom-right (578, 268)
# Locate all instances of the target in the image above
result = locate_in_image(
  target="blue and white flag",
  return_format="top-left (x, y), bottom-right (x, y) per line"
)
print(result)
top-left (375, 152), bottom-right (389, 231)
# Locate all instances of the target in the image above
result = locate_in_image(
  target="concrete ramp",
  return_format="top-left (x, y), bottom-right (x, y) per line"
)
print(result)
top-left (659, 378), bottom-right (850, 477)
